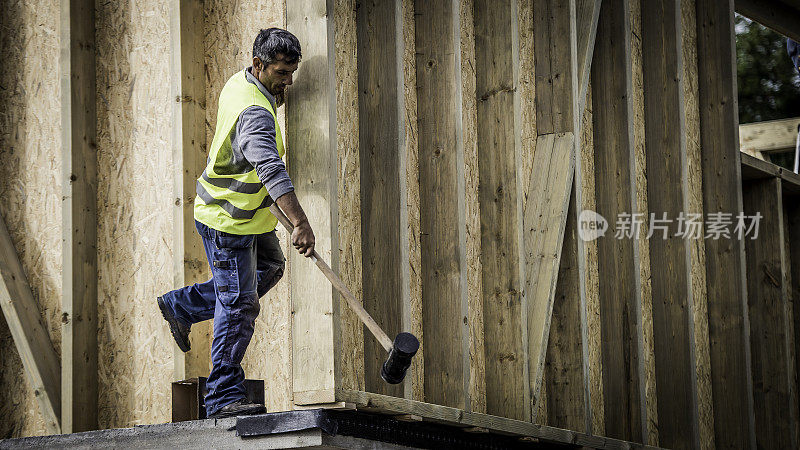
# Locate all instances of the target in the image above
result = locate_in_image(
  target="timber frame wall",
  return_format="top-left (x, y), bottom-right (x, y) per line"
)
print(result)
top-left (2, 0), bottom-right (800, 448)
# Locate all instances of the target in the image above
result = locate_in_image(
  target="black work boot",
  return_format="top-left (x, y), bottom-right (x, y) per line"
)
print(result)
top-left (207, 400), bottom-right (266, 419)
top-left (157, 296), bottom-right (191, 352)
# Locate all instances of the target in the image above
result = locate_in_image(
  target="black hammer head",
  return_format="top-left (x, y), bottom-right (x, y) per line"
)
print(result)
top-left (380, 332), bottom-right (420, 384)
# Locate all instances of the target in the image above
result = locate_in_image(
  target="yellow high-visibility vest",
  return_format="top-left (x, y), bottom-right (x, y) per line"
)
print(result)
top-left (194, 70), bottom-right (285, 235)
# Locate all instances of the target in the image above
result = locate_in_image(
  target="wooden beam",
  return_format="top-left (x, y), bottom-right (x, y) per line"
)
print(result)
top-left (546, 189), bottom-right (590, 432)
top-left (589, 0), bottom-right (647, 442)
top-left (576, 0), bottom-right (602, 112)
top-left (736, 0), bottom-right (800, 45)
top-left (695, 1), bottom-right (757, 447)
top-left (286, 0), bottom-right (340, 399)
top-left (0, 212), bottom-right (61, 434)
top-left (527, 0), bottom-right (579, 420)
top-left (60, 0), bottom-right (97, 433)
top-left (169, 0), bottom-right (211, 382)
top-left (739, 118), bottom-right (800, 155)
top-left (788, 195), bottom-right (800, 428)
top-left (357, 0), bottom-right (410, 398)
top-left (640, 0), bottom-right (700, 447)
top-left (474, 0), bottom-right (528, 421)
top-left (743, 178), bottom-right (800, 449)
top-left (414, 0), bottom-right (470, 410)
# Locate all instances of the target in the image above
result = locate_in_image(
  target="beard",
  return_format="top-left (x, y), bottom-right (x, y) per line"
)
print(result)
top-left (274, 89), bottom-right (285, 107)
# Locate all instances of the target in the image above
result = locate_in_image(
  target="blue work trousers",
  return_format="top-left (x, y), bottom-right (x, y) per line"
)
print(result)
top-left (160, 220), bottom-right (285, 415)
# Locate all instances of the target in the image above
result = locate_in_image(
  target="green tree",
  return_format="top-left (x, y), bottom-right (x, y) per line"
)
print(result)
top-left (736, 14), bottom-right (800, 124)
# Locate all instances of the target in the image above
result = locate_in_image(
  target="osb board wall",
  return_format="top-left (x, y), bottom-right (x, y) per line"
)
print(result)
top-left (95, 0), bottom-right (177, 429)
top-left (680, 0), bottom-right (714, 447)
top-left (0, 0), bottom-right (62, 438)
top-left (333, 0), bottom-right (365, 395)
top-left (203, 0), bottom-right (292, 412)
top-left (629, 0), bottom-right (659, 444)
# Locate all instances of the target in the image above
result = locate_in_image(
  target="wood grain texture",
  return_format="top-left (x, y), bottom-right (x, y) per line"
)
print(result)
top-left (474, 0), bottom-right (528, 421)
top-left (743, 178), bottom-right (799, 450)
top-left (695, 1), bottom-right (757, 447)
top-left (576, 0), bottom-right (602, 113)
top-left (592, 0), bottom-right (646, 443)
top-left (286, 0), bottom-right (339, 397)
top-left (640, 0), bottom-right (699, 447)
top-left (0, 211), bottom-right (61, 434)
top-left (357, 0), bottom-right (409, 399)
top-left (414, 0), bottom-right (470, 410)
top-left (739, 117), bottom-right (800, 155)
top-left (788, 196), bottom-right (800, 441)
top-left (528, 0), bottom-right (579, 421)
top-left (169, 0), bottom-right (211, 382)
top-left (546, 189), bottom-right (589, 432)
top-left (60, 0), bottom-right (97, 433)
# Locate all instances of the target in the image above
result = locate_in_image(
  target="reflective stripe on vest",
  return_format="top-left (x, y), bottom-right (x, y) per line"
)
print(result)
top-left (194, 70), bottom-right (285, 235)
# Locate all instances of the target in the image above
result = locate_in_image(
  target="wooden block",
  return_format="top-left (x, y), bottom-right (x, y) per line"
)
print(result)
top-left (474, 0), bottom-right (529, 422)
top-left (695, 0), bottom-right (757, 447)
top-left (357, 0), bottom-right (409, 399)
top-left (60, 0), bottom-right (97, 433)
top-left (743, 178), bottom-right (799, 450)
top-left (414, 0), bottom-right (470, 410)
top-left (736, 0), bottom-right (800, 44)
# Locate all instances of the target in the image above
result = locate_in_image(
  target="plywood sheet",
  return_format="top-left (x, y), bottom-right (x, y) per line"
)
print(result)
top-left (95, 0), bottom-right (176, 429)
top-left (0, 0), bottom-right (63, 438)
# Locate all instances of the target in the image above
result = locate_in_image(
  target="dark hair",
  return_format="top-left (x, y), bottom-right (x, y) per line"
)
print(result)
top-left (253, 28), bottom-right (302, 65)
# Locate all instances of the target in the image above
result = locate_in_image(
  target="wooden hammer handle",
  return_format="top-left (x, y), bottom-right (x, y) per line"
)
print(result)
top-left (269, 203), bottom-right (394, 352)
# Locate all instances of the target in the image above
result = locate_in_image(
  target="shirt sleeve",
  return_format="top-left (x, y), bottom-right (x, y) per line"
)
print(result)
top-left (236, 105), bottom-right (294, 201)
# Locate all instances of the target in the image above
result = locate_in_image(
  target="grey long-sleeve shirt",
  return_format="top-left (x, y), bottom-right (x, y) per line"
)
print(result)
top-left (228, 67), bottom-right (294, 201)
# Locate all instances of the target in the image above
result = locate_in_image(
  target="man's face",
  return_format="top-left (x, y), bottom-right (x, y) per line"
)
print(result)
top-left (253, 53), bottom-right (298, 98)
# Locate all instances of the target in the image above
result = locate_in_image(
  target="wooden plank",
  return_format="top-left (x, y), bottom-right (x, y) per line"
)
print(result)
top-left (695, 1), bottom-right (757, 447)
top-left (589, 0), bottom-right (647, 442)
top-left (414, 0), bottom-right (470, 410)
top-left (546, 188), bottom-right (590, 432)
top-left (787, 194), bottom-right (800, 431)
top-left (0, 212), bottom-right (61, 434)
top-left (576, 0), bottom-right (602, 112)
top-left (473, 0), bottom-right (528, 421)
top-left (743, 178), bottom-right (800, 449)
top-left (357, 0), bottom-right (409, 399)
top-left (741, 152), bottom-right (781, 181)
top-left (286, 0), bottom-right (340, 397)
top-left (335, 389), bottom-right (660, 450)
top-left (739, 117), bottom-right (800, 155)
top-left (736, 0), bottom-right (800, 45)
top-left (168, 0), bottom-right (211, 381)
top-left (527, 0), bottom-right (579, 420)
top-left (60, 0), bottom-right (97, 433)
top-left (640, 0), bottom-right (699, 447)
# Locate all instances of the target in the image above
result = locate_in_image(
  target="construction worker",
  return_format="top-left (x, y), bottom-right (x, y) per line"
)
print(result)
top-left (157, 28), bottom-right (315, 419)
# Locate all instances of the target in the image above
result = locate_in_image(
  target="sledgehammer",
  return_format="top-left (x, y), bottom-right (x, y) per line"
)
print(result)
top-left (269, 202), bottom-right (419, 384)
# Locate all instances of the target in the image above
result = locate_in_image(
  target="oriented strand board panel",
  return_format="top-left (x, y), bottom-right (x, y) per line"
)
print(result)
top-left (203, 0), bottom-right (293, 412)
top-left (628, 0), bottom-right (659, 443)
top-left (0, 0), bottom-right (63, 438)
top-left (95, 0), bottom-right (176, 429)
top-left (474, 0), bottom-right (528, 422)
top-left (334, 0), bottom-right (365, 396)
top-left (680, 1), bottom-right (715, 447)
